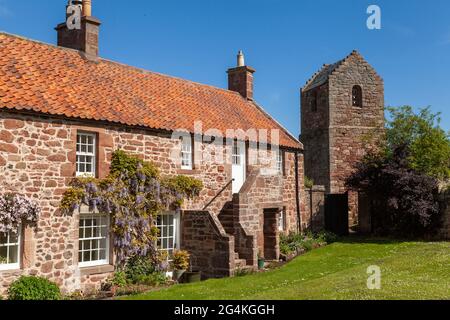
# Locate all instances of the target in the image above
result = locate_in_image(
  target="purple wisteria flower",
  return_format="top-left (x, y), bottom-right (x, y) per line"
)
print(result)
top-left (0, 193), bottom-right (40, 234)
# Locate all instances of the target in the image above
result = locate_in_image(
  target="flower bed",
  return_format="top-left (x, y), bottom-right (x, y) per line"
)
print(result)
top-left (280, 231), bottom-right (338, 262)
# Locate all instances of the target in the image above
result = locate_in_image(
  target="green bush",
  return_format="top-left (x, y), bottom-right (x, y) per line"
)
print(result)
top-left (280, 231), bottom-right (338, 255)
top-left (131, 272), bottom-right (167, 286)
top-left (301, 239), bottom-right (314, 251)
top-left (8, 276), bottom-right (61, 300)
top-left (109, 271), bottom-right (128, 288)
top-left (304, 176), bottom-right (314, 189)
top-left (110, 149), bottom-right (159, 178)
top-left (125, 255), bottom-right (157, 283)
top-left (280, 242), bottom-right (293, 255)
top-left (315, 231), bottom-right (338, 244)
top-left (161, 176), bottom-right (203, 199)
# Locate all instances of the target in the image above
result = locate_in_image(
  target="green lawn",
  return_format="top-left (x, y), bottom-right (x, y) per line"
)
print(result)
top-left (123, 238), bottom-right (450, 300)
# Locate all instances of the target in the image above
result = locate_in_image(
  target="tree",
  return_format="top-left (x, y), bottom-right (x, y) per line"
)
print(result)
top-left (347, 106), bottom-right (448, 237)
top-left (384, 106), bottom-right (450, 180)
top-left (347, 145), bottom-right (441, 237)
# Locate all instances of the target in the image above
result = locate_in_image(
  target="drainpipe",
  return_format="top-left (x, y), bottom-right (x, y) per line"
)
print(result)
top-left (294, 152), bottom-right (301, 233)
top-left (310, 187), bottom-right (314, 233)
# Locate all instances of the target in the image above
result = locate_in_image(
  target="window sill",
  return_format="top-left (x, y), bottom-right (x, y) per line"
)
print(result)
top-left (177, 169), bottom-right (201, 175)
top-left (80, 264), bottom-right (114, 276)
top-left (0, 267), bottom-right (21, 275)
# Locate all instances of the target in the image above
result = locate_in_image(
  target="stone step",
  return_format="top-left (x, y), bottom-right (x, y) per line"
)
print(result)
top-left (235, 259), bottom-right (247, 268)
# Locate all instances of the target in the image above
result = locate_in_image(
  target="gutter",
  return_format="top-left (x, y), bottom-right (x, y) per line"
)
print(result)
top-left (294, 151), bottom-right (302, 233)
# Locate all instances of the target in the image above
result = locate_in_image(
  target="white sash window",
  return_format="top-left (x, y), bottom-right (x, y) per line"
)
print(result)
top-left (78, 211), bottom-right (109, 267)
top-left (76, 132), bottom-right (97, 177)
top-left (181, 136), bottom-right (193, 170)
top-left (0, 230), bottom-right (21, 271)
top-left (156, 211), bottom-right (180, 258)
top-left (276, 150), bottom-right (284, 174)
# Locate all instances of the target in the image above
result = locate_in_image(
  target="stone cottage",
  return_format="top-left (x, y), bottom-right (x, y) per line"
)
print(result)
top-left (300, 51), bottom-right (385, 229)
top-left (0, 1), bottom-right (306, 293)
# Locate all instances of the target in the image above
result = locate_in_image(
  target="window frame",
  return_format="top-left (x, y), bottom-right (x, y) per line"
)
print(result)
top-left (232, 143), bottom-right (243, 166)
top-left (76, 131), bottom-right (97, 178)
top-left (78, 211), bottom-right (110, 268)
top-left (276, 149), bottom-right (284, 175)
top-left (0, 229), bottom-right (21, 271)
top-left (278, 208), bottom-right (287, 232)
top-left (310, 90), bottom-right (318, 112)
top-left (352, 85), bottom-right (363, 108)
top-left (180, 135), bottom-right (193, 170)
top-left (156, 211), bottom-right (180, 260)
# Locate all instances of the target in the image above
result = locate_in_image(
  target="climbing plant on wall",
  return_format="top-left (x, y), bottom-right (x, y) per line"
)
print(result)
top-left (60, 150), bottom-right (203, 267)
top-left (0, 193), bottom-right (40, 234)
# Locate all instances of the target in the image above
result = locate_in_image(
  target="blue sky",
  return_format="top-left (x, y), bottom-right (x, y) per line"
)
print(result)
top-left (0, 0), bottom-right (449, 136)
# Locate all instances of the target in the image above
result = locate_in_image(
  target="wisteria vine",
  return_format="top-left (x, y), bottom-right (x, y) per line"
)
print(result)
top-left (0, 193), bottom-right (40, 234)
top-left (61, 150), bottom-right (203, 268)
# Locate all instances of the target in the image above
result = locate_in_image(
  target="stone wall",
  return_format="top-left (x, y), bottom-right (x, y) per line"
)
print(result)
top-left (439, 191), bottom-right (450, 240)
top-left (304, 186), bottom-right (326, 232)
top-left (0, 111), bottom-right (303, 294)
top-left (297, 153), bottom-right (308, 231)
top-left (181, 211), bottom-right (235, 279)
top-left (300, 83), bottom-right (331, 189)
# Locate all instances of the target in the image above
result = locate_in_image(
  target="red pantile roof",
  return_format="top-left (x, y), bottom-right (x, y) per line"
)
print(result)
top-left (0, 32), bottom-right (301, 149)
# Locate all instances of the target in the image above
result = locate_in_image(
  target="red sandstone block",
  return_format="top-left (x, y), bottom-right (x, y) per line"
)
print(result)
top-left (60, 163), bottom-right (74, 177)
top-left (0, 130), bottom-right (14, 143)
top-left (0, 142), bottom-right (18, 153)
top-left (4, 119), bottom-right (25, 129)
top-left (42, 129), bottom-right (56, 135)
top-left (48, 154), bottom-right (66, 162)
top-left (57, 129), bottom-right (68, 139)
top-left (26, 139), bottom-right (37, 146)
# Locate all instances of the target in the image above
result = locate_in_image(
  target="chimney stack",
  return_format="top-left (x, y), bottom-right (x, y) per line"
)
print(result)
top-left (227, 51), bottom-right (255, 100)
top-left (55, 0), bottom-right (101, 59)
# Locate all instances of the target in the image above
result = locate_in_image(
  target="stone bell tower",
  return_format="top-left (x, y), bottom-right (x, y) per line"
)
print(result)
top-left (300, 51), bottom-right (384, 226)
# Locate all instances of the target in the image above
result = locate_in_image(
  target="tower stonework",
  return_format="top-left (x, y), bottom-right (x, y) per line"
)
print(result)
top-left (300, 51), bottom-right (384, 226)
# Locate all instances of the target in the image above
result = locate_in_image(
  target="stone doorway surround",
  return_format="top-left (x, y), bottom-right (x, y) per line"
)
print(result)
top-left (262, 208), bottom-right (281, 261)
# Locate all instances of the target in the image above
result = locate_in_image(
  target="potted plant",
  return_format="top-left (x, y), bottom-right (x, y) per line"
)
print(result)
top-left (257, 250), bottom-right (265, 270)
top-left (171, 250), bottom-right (190, 282)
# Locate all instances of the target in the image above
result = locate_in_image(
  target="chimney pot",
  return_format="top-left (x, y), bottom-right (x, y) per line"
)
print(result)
top-left (82, 0), bottom-right (92, 17)
top-left (237, 50), bottom-right (245, 67)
